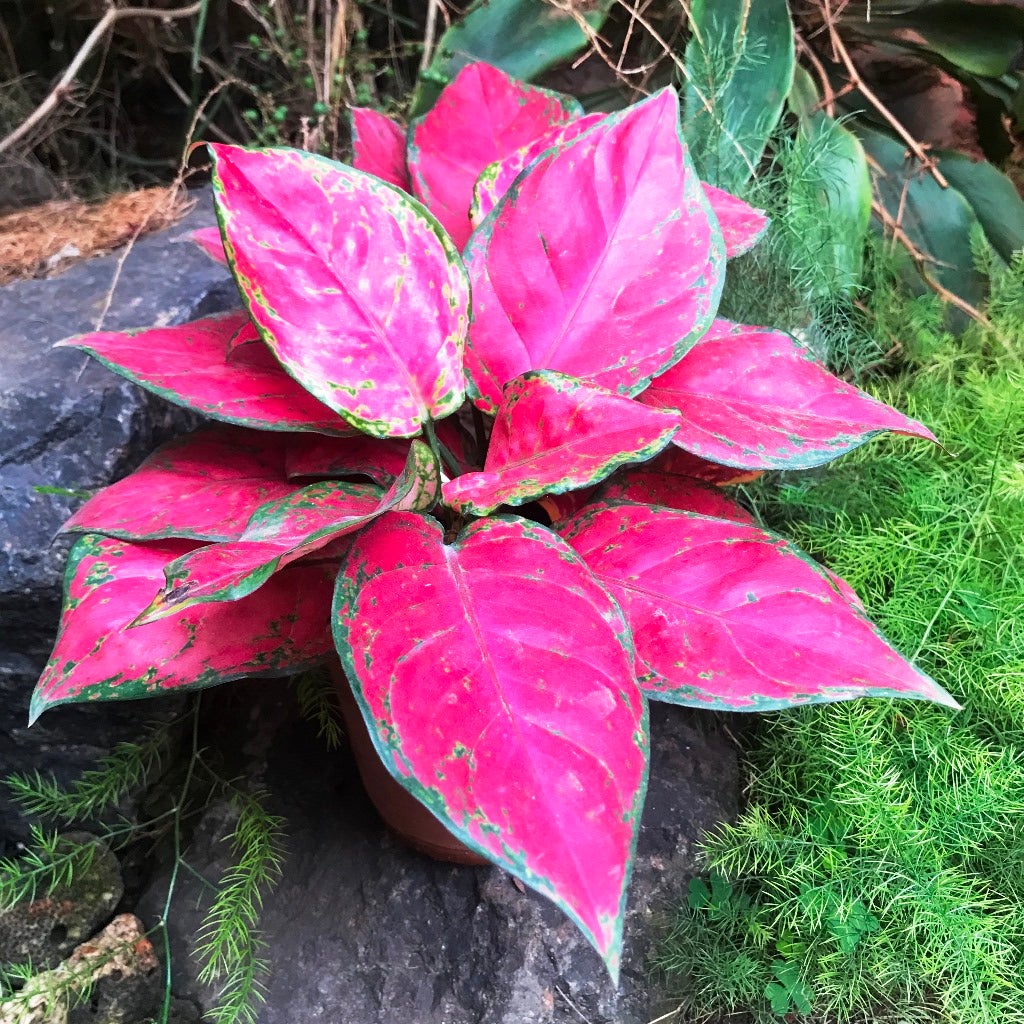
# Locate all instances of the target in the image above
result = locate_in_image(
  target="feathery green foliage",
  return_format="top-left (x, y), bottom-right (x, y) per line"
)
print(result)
top-left (1, 705), bottom-right (288, 1024)
top-left (194, 791), bottom-right (286, 1024)
top-left (0, 827), bottom-right (97, 911)
top-left (4, 720), bottom-right (172, 824)
top-left (659, 255), bottom-right (1024, 1023)
top-left (294, 668), bottom-right (344, 751)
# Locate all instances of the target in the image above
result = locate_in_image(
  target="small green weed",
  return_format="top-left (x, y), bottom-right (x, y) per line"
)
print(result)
top-left (659, 258), bottom-right (1024, 1023)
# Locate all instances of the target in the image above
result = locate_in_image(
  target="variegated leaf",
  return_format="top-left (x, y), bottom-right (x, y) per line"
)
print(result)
top-left (639, 320), bottom-right (938, 469)
top-left (31, 535), bottom-right (334, 721)
top-left (442, 371), bottom-right (679, 515)
top-left (350, 106), bottom-right (411, 190)
top-left (464, 88), bottom-right (725, 410)
top-left (408, 61), bottom-right (581, 248)
top-left (56, 311), bottom-right (349, 434)
top-left (62, 427), bottom-right (295, 542)
top-left (561, 502), bottom-right (959, 710)
top-left (209, 144), bottom-right (469, 437)
top-left (136, 440), bottom-right (439, 620)
top-left (334, 511), bottom-right (646, 978)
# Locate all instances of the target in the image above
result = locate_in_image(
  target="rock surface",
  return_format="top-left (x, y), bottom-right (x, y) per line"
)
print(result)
top-left (0, 189), bottom-right (235, 845)
top-left (0, 913), bottom-right (174, 1024)
top-left (0, 834), bottom-right (123, 971)
top-left (140, 682), bottom-right (740, 1024)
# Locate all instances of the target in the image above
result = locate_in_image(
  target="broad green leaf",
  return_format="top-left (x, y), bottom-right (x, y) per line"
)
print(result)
top-left (938, 149), bottom-right (1024, 262)
top-left (683, 0), bottom-right (795, 190)
top-left (788, 66), bottom-right (872, 294)
top-left (410, 0), bottom-right (611, 116)
top-left (853, 3), bottom-right (1024, 77)
top-left (334, 511), bottom-right (646, 978)
top-left (857, 123), bottom-right (988, 307)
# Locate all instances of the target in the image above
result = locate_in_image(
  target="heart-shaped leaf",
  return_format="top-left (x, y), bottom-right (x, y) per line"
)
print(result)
top-left (285, 435), bottom-right (413, 486)
top-left (464, 88), bottom-right (725, 411)
top-left (350, 107), bottom-right (410, 190)
top-left (62, 427), bottom-right (295, 542)
top-left (333, 511), bottom-right (646, 978)
top-left (471, 113), bottom-right (606, 228)
top-left (57, 311), bottom-right (349, 434)
top-left (600, 469), bottom-right (754, 524)
top-left (191, 226), bottom-right (227, 264)
top-left (639, 319), bottom-right (937, 469)
top-left (408, 62), bottom-right (581, 249)
top-left (137, 441), bottom-right (439, 621)
top-left (442, 371), bottom-right (679, 515)
top-left (561, 502), bottom-right (959, 710)
top-left (31, 534), bottom-right (335, 722)
top-left (702, 183), bottom-right (769, 258)
top-left (209, 144), bottom-right (469, 437)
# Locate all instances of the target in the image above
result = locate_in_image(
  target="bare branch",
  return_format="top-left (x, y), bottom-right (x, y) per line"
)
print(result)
top-left (0, 2), bottom-right (203, 157)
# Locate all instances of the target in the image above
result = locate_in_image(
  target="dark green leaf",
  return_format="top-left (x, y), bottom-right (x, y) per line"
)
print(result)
top-left (788, 67), bottom-right (873, 293)
top-left (853, 3), bottom-right (1024, 78)
top-left (937, 150), bottom-right (1024, 262)
top-left (857, 123), bottom-right (988, 307)
top-left (410, 0), bottom-right (611, 116)
top-left (683, 0), bottom-right (795, 189)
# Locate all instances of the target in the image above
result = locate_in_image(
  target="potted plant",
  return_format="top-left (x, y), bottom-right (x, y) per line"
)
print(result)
top-left (32, 63), bottom-right (957, 979)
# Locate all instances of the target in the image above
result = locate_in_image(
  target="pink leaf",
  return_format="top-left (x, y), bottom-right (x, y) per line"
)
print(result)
top-left (334, 512), bottom-right (646, 977)
top-left (225, 316), bottom-right (262, 359)
top-left (408, 62), bottom-right (581, 249)
top-left (62, 427), bottom-right (296, 542)
top-left (57, 311), bottom-right (349, 434)
top-left (639, 319), bottom-right (938, 469)
top-left (464, 88), bottom-right (725, 411)
top-left (136, 440), bottom-right (439, 620)
top-left (350, 107), bottom-right (410, 190)
top-left (31, 534), bottom-right (334, 722)
top-left (209, 144), bottom-right (469, 437)
top-left (471, 113), bottom-right (606, 228)
top-left (561, 502), bottom-right (959, 710)
top-left (442, 371), bottom-right (679, 516)
top-left (285, 435), bottom-right (413, 486)
top-left (600, 470), bottom-right (754, 524)
top-left (191, 226), bottom-right (227, 264)
top-left (702, 183), bottom-right (768, 258)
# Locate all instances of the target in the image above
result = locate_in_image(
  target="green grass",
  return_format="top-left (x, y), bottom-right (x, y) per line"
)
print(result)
top-left (657, 260), bottom-right (1024, 1023)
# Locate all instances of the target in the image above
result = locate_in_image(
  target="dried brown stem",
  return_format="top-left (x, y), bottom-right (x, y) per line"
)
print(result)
top-left (817, 0), bottom-right (948, 188)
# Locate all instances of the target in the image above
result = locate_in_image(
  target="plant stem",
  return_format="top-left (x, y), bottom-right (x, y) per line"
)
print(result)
top-left (157, 696), bottom-right (203, 1024)
top-left (424, 419), bottom-right (462, 478)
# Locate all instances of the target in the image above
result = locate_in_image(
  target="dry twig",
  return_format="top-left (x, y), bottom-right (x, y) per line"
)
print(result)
top-left (0, 2), bottom-right (204, 157)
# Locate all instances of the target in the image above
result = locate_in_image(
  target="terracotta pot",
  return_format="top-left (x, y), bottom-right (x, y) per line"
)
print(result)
top-left (329, 663), bottom-right (488, 866)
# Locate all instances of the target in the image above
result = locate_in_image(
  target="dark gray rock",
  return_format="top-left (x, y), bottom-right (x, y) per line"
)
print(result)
top-left (0, 189), bottom-right (236, 845)
top-left (140, 682), bottom-right (739, 1024)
